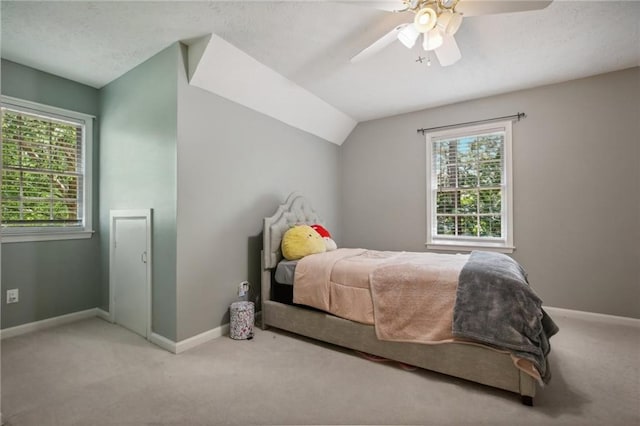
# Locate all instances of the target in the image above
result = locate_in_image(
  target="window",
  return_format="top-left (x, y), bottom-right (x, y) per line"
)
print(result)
top-left (425, 120), bottom-right (513, 252)
top-left (1, 96), bottom-right (93, 242)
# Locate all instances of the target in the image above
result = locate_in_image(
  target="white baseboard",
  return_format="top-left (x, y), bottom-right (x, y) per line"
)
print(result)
top-left (149, 323), bottom-right (230, 354)
top-left (96, 308), bottom-right (113, 322)
top-left (149, 332), bottom-right (178, 353)
top-left (176, 323), bottom-right (230, 353)
top-left (545, 306), bottom-right (640, 328)
top-left (0, 306), bottom-right (236, 353)
top-left (0, 308), bottom-right (99, 340)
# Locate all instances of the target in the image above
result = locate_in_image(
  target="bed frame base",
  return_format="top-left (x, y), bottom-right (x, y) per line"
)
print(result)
top-left (263, 300), bottom-right (536, 403)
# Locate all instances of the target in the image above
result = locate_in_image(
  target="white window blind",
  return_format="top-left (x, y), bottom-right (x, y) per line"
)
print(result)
top-left (1, 96), bottom-right (93, 242)
top-left (426, 120), bottom-right (513, 252)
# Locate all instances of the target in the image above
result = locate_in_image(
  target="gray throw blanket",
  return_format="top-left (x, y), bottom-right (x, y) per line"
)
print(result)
top-left (452, 251), bottom-right (559, 383)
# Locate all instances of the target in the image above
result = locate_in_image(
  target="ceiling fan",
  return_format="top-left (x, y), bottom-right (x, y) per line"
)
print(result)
top-left (350, 0), bottom-right (553, 66)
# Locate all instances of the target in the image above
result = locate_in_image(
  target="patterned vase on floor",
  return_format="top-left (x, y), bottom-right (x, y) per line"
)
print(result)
top-left (230, 301), bottom-right (254, 340)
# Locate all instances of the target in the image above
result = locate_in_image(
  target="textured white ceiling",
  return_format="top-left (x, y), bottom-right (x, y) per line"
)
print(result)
top-left (2, 1), bottom-right (639, 122)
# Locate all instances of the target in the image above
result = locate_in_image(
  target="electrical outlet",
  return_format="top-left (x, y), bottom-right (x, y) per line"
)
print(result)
top-left (7, 289), bottom-right (19, 304)
top-left (238, 281), bottom-right (250, 297)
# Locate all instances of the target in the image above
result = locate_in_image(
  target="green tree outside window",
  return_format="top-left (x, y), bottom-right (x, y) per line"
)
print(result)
top-left (1, 108), bottom-right (83, 227)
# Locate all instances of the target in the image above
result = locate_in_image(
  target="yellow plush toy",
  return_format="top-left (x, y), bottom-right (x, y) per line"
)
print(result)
top-left (281, 225), bottom-right (326, 260)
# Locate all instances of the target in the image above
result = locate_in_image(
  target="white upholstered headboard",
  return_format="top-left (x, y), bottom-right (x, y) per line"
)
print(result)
top-left (263, 192), bottom-right (324, 269)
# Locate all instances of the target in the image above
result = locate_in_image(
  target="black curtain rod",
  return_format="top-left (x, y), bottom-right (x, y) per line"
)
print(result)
top-left (417, 112), bottom-right (526, 135)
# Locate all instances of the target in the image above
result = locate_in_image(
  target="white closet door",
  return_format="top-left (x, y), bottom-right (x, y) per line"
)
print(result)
top-left (111, 211), bottom-right (151, 338)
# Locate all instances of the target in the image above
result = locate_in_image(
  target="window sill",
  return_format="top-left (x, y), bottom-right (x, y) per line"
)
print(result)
top-left (2, 230), bottom-right (94, 243)
top-left (426, 241), bottom-right (515, 254)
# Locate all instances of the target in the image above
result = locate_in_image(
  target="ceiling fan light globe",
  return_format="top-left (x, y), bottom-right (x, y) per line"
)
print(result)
top-left (448, 12), bottom-right (463, 35)
top-left (414, 7), bottom-right (437, 33)
top-left (438, 0), bottom-right (459, 10)
top-left (423, 28), bottom-right (444, 51)
top-left (398, 23), bottom-right (420, 49)
top-left (437, 11), bottom-right (463, 35)
top-left (436, 13), bottom-right (451, 32)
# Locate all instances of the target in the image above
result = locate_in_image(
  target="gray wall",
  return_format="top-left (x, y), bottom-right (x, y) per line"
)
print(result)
top-left (99, 45), bottom-right (179, 341)
top-left (175, 44), bottom-right (341, 341)
top-left (4, 51), bottom-right (636, 336)
top-left (340, 67), bottom-right (640, 319)
top-left (1, 60), bottom-right (101, 329)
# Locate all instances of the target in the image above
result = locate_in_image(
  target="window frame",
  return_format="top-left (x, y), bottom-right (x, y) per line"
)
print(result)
top-left (1, 95), bottom-right (94, 243)
top-left (425, 120), bottom-right (514, 253)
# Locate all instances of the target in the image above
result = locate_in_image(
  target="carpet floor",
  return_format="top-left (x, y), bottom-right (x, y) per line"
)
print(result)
top-left (1, 311), bottom-right (639, 425)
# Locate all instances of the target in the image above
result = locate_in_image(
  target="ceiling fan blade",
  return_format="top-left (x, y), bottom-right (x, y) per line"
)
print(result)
top-left (457, 0), bottom-right (553, 17)
top-left (340, 1), bottom-right (405, 12)
top-left (342, 1), bottom-right (553, 15)
top-left (434, 34), bottom-right (461, 66)
top-left (350, 23), bottom-right (409, 63)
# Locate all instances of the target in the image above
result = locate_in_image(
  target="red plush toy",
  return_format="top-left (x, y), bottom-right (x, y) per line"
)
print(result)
top-left (311, 224), bottom-right (337, 251)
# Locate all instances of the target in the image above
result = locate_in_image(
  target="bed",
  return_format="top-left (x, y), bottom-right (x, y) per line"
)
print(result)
top-left (260, 192), bottom-right (556, 405)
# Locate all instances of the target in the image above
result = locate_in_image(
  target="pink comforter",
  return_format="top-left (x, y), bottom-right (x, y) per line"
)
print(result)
top-left (292, 248), bottom-right (469, 343)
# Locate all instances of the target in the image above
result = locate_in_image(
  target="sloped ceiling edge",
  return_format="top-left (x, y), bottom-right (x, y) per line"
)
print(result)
top-left (187, 34), bottom-right (357, 146)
